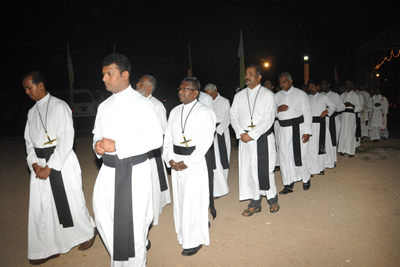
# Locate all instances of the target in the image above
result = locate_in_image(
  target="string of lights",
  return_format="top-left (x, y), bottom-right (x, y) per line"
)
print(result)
top-left (375, 50), bottom-right (400, 69)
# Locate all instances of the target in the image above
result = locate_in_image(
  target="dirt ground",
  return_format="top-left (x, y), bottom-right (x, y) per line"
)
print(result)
top-left (1, 136), bottom-right (400, 267)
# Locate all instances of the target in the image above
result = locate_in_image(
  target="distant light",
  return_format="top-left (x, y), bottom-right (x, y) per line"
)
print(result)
top-left (376, 73), bottom-right (380, 77)
top-left (264, 63), bottom-right (269, 67)
top-left (304, 56), bottom-right (309, 61)
top-left (164, 100), bottom-right (166, 102)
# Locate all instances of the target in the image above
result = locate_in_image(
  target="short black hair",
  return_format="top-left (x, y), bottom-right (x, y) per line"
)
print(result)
top-left (181, 76), bottom-right (201, 91)
top-left (22, 71), bottom-right (46, 87)
top-left (320, 78), bottom-right (330, 84)
top-left (246, 64), bottom-right (263, 76)
top-left (307, 78), bottom-right (318, 85)
top-left (264, 79), bottom-right (274, 86)
top-left (101, 53), bottom-right (131, 76)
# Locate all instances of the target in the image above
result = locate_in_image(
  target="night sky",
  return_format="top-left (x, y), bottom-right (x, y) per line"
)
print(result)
top-left (5, 0), bottom-right (400, 108)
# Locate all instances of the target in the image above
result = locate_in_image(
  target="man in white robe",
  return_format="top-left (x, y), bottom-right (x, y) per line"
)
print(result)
top-left (321, 79), bottom-right (345, 162)
top-left (338, 80), bottom-right (363, 157)
top-left (92, 53), bottom-right (163, 266)
top-left (23, 71), bottom-right (96, 265)
top-left (307, 79), bottom-right (336, 175)
top-left (275, 72), bottom-right (312, 194)
top-left (163, 77), bottom-right (216, 256)
top-left (367, 87), bottom-right (389, 142)
top-left (204, 83), bottom-right (231, 198)
top-left (136, 75), bottom-right (171, 226)
top-left (230, 65), bottom-right (279, 216)
top-left (357, 82), bottom-right (371, 139)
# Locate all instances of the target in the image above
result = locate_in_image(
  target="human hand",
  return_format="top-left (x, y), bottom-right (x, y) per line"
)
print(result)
top-left (240, 133), bottom-right (253, 143)
top-left (320, 110), bottom-right (329, 118)
top-left (277, 105), bottom-right (289, 112)
top-left (95, 140), bottom-right (105, 155)
top-left (36, 165), bottom-right (51, 180)
top-left (302, 134), bottom-right (309, 143)
top-left (100, 138), bottom-right (116, 152)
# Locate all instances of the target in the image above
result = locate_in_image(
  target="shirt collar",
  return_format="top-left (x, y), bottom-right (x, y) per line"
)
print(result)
top-left (37, 92), bottom-right (50, 106)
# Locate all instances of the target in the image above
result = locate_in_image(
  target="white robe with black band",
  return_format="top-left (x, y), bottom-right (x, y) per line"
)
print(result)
top-left (92, 86), bottom-right (163, 267)
top-left (148, 94), bottom-right (171, 225)
top-left (25, 93), bottom-right (95, 260)
top-left (307, 93), bottom-right (336, 174)
top-left (230, 85), bottom-right (277, 201)
top-left (163, 99), bottom-right (216, 249)
top-left (322, 90), bottom-right (345, 162)
top-left (338, 91), bottom-right (362, 155)
top-left (212, 93), bottom-right (231, 197)
top-left (275, 87), bottom-right (312, 186)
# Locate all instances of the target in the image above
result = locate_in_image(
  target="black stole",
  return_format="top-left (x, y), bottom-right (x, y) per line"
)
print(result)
top-left (34, 146), bottom-right (74, 228)
top-left (278, 115), bottom-right (305, 166)
top-left (312, 116), bottom-right (326, 154)
top-left (102, 153), bottom-right (148, 261)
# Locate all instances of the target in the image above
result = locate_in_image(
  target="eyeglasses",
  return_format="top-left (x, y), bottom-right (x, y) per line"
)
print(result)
top-left (177, 87), bottom-right (196, 92)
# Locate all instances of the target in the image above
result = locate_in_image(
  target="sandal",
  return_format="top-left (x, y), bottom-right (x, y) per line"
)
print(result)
top-left (242, 207), bottom-right (261, 217)
top-left (270, 203), bottom-right (280, 213)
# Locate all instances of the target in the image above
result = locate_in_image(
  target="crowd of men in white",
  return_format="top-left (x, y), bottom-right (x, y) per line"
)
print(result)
top-left (22, 53), bottom-right (389, 266)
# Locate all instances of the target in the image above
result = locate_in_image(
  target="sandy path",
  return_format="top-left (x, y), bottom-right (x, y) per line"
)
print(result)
top-left (1, 136), bottom-right (399, 267)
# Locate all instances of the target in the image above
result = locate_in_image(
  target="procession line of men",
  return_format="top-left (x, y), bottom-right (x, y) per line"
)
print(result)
top-left (23, 53), bottom-right (388, 266)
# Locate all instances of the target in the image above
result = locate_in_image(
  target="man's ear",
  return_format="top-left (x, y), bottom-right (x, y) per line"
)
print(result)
top-left (122, 71), bottom-right (129, 80)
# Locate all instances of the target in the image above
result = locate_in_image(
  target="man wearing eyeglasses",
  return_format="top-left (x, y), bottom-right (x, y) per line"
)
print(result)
top-left (163, 76), bottom-right (216, 256)
top-left (230, 65), bottom-right (280, 217)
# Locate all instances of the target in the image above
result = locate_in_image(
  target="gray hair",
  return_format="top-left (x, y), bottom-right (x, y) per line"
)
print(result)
top-left (278, 72), bottom-right (293, 81)
top-left (204, 83), bottom-right (217, 92)
top-left (181, 76), bottom-right (200, 91)
top-left (142, 75), bottom-right (157, 93)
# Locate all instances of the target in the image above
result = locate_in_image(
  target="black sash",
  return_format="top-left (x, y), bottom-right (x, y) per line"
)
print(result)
top-left (173, 145), bottom-right (196, 155)
top-left (148, 147), bottom-right (168, 192)
top-left (34, 147), bottom-right (74, 228)
top-left (343, 109), bottom-right (361, 141)
top-left (102, 153), bottom-right (148, 261)
top-left (327, 112), bottom-right (338, 146)
top-left (312, 116), bottom-right (326, 155)
top-left (244, 125), bottom-right (273, 190)
top-left (279, 115), bottom-right (304, 166)
top-left (216, 123), bottom-right (229, 169)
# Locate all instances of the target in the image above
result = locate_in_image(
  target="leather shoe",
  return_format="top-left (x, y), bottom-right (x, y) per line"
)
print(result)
top-left (303, 180), bottom-right (311, 190)
top-left (29, 254), bottom-right (59, 265)
top-left (279, 188), bottom-right (293, 194)
top-left (146, 240), bottom-right (151, 251)
top-left (78, 228), bottom-right (97, 250)
top-left (182, 245), bottom-right (202, 256)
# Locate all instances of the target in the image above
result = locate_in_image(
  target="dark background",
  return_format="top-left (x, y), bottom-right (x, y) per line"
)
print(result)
top-left (3, 0), bottom-right (400, 136)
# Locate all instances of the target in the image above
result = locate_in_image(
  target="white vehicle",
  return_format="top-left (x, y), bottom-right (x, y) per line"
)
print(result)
top-left (51, 89), bottom-right (96, 118)
top-left (93, 90), bottom-right (112, 108)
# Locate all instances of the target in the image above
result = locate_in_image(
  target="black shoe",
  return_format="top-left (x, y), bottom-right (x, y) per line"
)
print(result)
top-left (318, 171), bottom-right (325, 175)
top-left (279, 188), bottom-right (293, 194)
top-left (146, 240), bottom-right (151, 251)
top-left (29, 254), bottom-right (60, 265)
top-left (78, 228), bottom-right (97, 250)
top-left (182, 245), bottom-right (202, 256)
top-left (303, 180), bottom-right (311, 190)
